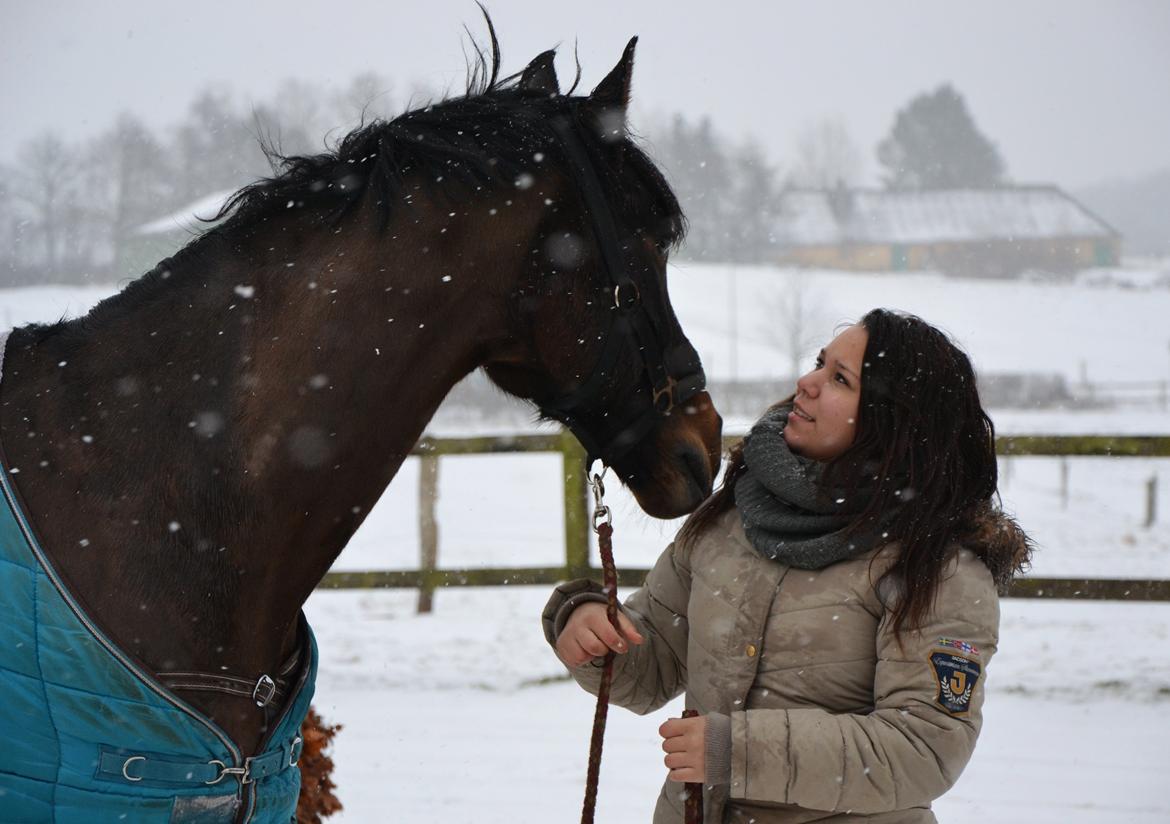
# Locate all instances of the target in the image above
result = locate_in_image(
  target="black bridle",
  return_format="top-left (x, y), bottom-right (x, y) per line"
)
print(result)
top-left (538, 116), bottom-right (706, 468)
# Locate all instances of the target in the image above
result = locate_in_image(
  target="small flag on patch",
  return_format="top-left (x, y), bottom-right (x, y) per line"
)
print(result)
top-left (935, 638), bottom-right (979, 656)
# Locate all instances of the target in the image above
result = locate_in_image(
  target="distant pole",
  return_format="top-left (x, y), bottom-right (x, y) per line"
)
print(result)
top-left (729, 265), bottom-right (738, 383)
top-left (1059, 459), bottom-right (1069, 510)
top-left (1146, 475), bottom-right (1158, 528)
top-left (1165, 340), bottom-right (1170, 410)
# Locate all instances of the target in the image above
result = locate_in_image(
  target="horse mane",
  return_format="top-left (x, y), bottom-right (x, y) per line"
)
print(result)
top-left (208, 33), bottom-right (686, 249)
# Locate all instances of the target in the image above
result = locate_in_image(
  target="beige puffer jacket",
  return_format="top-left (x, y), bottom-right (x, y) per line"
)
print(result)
top-left (543, 506), bottom-right (1015, 823)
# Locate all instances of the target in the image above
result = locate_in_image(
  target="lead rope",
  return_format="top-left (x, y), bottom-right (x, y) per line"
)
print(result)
top-left (580, 470), bottom-right (703, 824)
top-left (682, 709), bottom-right (704, 823)
top-left (581, 470), bottom-right (616, 824)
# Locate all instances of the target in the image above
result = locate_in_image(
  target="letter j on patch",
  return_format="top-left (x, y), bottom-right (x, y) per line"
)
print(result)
top-left (930, 651), bottom-right (981, 714)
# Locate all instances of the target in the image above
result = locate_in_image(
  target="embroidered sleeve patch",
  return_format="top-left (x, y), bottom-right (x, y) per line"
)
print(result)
top-left (929, 652), bottom-right (981, 715)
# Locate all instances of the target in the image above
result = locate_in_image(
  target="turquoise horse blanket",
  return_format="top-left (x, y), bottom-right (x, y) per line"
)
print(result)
top-left (0, 334), bottom-right (318, 823)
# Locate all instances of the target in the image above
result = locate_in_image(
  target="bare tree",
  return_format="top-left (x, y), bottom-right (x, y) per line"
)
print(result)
top-left (789, 116), bottom-right (863, 189)
top-left (13, 132), bottom-right (76, 271)
top-left (728, 139), bottom-right (784, 263)
top-left (255, 78), bottom-right (332, 158)
top-left (330, 71), bottom-right (396, 131)
top-left (87, 112), bottom-right (173, 271)
top-left (0, 166), bottom-right (19, 281)
top-left (759, 270), bottom-right (837, 380)
top-left (172, 87), bottom-right (268, 205)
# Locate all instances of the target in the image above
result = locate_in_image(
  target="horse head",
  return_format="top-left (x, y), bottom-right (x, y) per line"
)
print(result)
top-left (477, 40), bottom-right (723, 518)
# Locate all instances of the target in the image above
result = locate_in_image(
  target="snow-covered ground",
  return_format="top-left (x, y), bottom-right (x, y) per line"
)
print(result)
top-left (3, 269), bottom-right (1168, 821)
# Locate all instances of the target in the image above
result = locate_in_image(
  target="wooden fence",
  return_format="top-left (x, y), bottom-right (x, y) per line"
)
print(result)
top-left (318, 432), bottom-right (1170, 603)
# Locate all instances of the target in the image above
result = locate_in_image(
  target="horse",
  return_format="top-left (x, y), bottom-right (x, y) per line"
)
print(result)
top-left (0, 22), bottom-right (722, 823)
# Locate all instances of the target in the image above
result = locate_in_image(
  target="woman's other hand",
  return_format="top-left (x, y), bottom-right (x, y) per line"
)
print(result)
top-left (555, 602), bottom-right (644, 667)
top-left (660, 714), bottom-right (707, 783)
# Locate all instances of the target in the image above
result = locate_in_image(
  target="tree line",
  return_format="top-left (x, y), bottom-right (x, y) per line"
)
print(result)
top-left (0, 80), bottom-right (1005, 286)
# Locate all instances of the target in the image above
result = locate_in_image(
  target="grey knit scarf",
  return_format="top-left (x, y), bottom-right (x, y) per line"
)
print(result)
top-left (735, 404), bottom-right (880, 569)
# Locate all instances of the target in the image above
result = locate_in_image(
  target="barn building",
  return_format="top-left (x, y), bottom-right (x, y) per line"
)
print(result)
top-left (119, 189), bottom-right (235, 277)
top-left (774, 185), bottom-right (1121, 277)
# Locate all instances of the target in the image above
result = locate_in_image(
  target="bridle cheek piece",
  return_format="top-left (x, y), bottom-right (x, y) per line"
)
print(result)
top-left (539, 116), bottom-right (706, 468)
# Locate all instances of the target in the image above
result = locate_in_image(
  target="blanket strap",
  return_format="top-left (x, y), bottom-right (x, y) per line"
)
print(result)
top-left (157, 640), bottom-right (302, 709)
top-left (97, 737), bottom-right (304, 787)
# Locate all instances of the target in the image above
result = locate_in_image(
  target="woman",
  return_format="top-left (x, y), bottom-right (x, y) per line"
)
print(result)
top-left (543, 309), bottom-right (1032, 823)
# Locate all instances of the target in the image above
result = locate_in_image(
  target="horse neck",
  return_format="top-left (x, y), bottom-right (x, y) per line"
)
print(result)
top-left (0, 203), bottom-right (519, 679)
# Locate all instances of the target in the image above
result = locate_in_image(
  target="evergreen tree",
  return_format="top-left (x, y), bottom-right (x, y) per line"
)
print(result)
top-left (876, 84), bottom-right (1006, 189)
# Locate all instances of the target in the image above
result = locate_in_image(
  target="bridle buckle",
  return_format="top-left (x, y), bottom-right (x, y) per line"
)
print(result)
top-left (252, 674), bottom-right (277, 708)
top-left (652, 376), bottom-right (678, 414)
top-left (613, 282), bottom-right (640, 310)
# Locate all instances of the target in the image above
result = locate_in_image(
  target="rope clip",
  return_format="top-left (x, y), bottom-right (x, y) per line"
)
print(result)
top-left (588, 465), bottom-right (612, 533)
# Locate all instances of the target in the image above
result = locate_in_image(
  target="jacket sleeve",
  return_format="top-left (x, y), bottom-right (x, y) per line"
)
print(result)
top-left (541, 540), bottom-right (694, 715)
top-left (729, 549), bottom-right (1000, 813)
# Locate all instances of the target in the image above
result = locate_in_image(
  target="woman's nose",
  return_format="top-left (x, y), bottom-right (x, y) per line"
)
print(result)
top-left (796, 370), bottom-right (819, 398)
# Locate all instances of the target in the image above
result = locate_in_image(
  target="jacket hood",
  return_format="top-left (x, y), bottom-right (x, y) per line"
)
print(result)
top-left (959, 502), bottom-right (1034, 591)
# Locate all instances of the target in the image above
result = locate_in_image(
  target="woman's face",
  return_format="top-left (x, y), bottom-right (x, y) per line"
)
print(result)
top-left (783, 324), bottom-right (867, 461)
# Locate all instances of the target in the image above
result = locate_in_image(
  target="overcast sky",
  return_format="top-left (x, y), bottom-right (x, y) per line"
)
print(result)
top-left (2, 1), bottom-right (1167, 189)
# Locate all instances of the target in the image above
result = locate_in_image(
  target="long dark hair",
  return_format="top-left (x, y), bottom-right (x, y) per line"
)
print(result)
top-left (680, 308), bottom-right (1031, 636)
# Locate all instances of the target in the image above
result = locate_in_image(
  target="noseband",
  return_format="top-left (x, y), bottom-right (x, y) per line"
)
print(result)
top-left (539, 117), bottom-right (706, 467)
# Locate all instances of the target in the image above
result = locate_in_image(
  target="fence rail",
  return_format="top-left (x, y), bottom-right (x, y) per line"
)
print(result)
top-left (319, 569), bottom-right (1170, 602)
top-left (318, 433), bottom-right (1170, 603)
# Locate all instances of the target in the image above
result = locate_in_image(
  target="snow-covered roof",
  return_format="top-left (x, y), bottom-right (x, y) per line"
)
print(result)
top-left (134, 189), bottom-right (237, 237)
top-left (777, 186), bottom-right (1119, 246)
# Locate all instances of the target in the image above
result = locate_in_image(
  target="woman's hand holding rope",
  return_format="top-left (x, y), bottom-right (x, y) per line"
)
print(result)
top-left (660, 715), bottom-right (707, 784)
top-left (556, 602), bottom-right (644, 668)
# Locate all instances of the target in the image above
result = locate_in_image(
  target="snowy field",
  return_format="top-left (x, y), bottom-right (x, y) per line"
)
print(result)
top-left (664, 262), bottom-right (1170, 388)
top-left (3, 268), bottom-right (1169, 821)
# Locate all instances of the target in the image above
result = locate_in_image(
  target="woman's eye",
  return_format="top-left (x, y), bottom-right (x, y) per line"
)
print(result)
top-left (835, 373), bottom-right (849, 385)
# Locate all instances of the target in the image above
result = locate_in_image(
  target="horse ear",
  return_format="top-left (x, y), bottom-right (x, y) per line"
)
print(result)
top-left (518, 49), bottom-right (560, 96)
top-left (589, 36), bottom-right (637, 111)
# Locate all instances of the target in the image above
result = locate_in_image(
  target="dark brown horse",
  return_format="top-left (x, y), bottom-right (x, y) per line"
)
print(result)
top-left (0, 26), bottom-right (721, 813)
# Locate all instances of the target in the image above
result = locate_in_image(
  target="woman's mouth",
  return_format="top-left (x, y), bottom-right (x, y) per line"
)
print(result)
top-left (791, 404), bottom-right (814, 423)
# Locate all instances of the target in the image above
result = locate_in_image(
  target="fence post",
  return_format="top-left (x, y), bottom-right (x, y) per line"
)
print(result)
top-left (560, 430), bottom-right (590, 580)
top-left (417, 450), bottom-right (440, 614)
top-left (1060, 458), bottom-right (1069, 510)
top-left (1146, 475), bottom-right (1158, 528)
